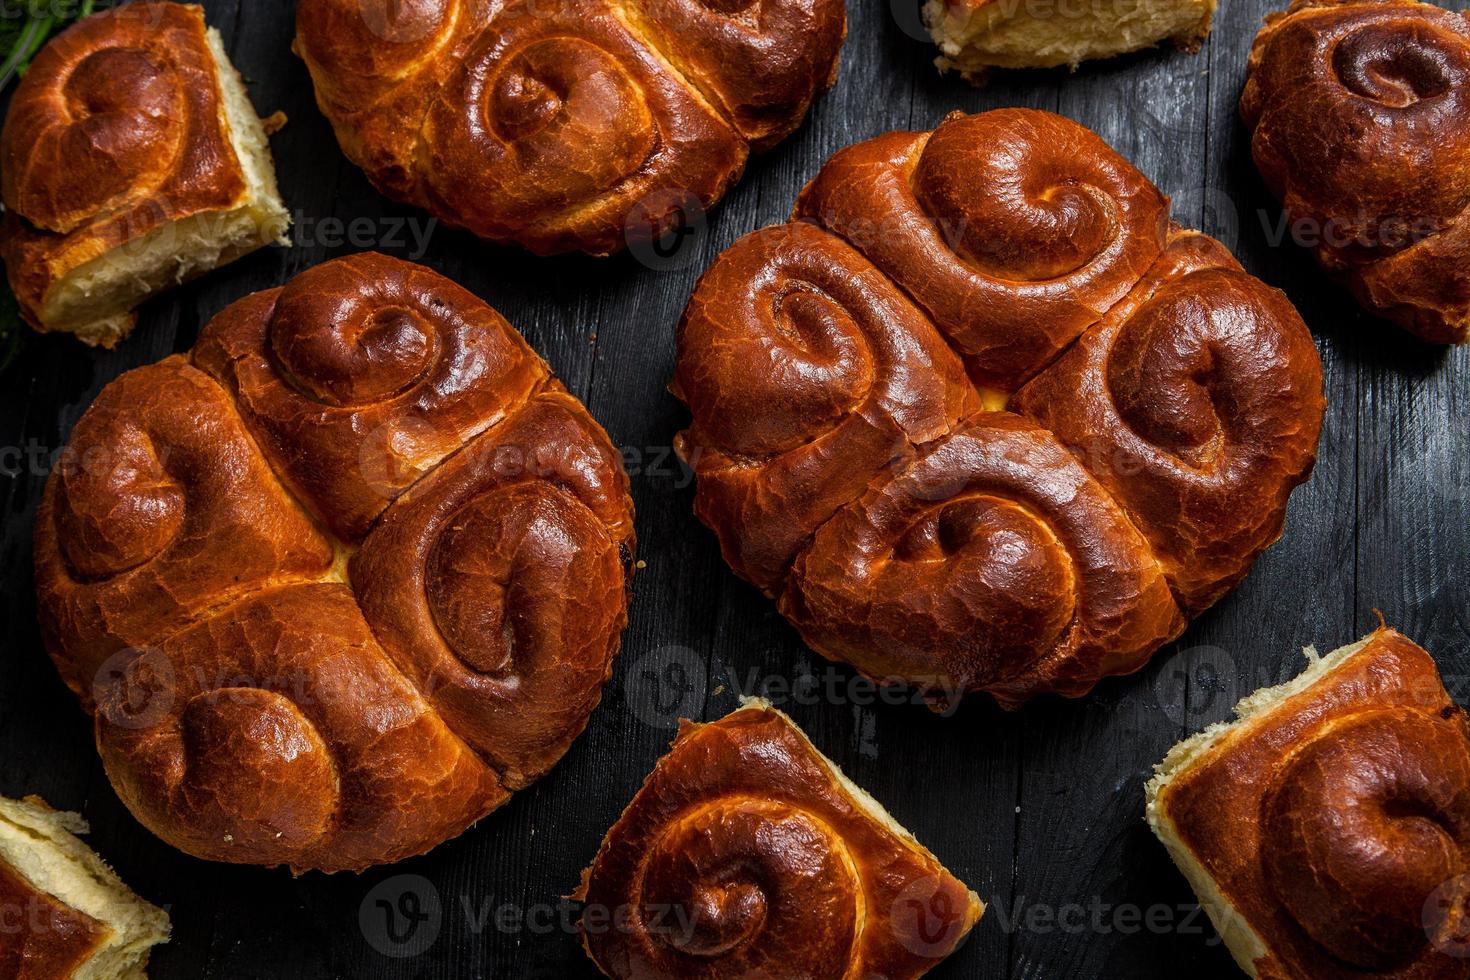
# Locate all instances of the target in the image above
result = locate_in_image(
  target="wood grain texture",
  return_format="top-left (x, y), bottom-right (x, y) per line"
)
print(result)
top-left (0, 0), bottom-right (1464, 977)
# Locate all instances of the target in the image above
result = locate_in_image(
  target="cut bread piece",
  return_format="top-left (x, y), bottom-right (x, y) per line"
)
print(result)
top-left (0, 796), bottom-right (170, 980)
top-left (1146, 628), bottom-right (1470, 978)
top-left (925, 0), bottom-right (1215, 77)
top-left (0, 3), bottom-right (290, 348)
top-left (576, 697), bottom-right (982, 979)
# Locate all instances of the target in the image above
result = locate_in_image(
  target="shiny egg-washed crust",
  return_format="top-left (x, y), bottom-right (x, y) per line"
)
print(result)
top-left (0, 858), bottom-right (108, 979)
top-left (33, 252), bottom-right (636, 873)
top-left (293, 0), bottom-right (846, 256)
top-left (0, 3), bottom-right (279, 343)
top-left (1148, 629), bottom-right (1470, 980)
top-left (1242, 0), bottom-right (1470, 344)
top-left (575, 702), bottom-right (983, 979)
top-left (673, 109), bottom-right (1326, 708)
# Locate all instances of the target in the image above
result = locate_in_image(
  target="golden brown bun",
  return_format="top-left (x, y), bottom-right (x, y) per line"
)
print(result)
top-left (673, 109), bottom-right (1326, 708)
top-left (925, 0), bottom-right (1215, 77)
top-left (33, 253), bottom-right (635, 873)
top-left (1242, 0), bottom-right (1470, 344)
top-left (575, 701), bottom-right (982, 979)
top-left (0, 3), bottom-right (290, 347)
top-left (0, 795), bottom-right (170, 980)
top-left (1146, 628), bottom-right (1470, 979)
top-left (293, 0), bottom-right (845, 256)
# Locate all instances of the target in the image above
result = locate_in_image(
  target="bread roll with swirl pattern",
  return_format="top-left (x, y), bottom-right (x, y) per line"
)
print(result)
top-left (0, 3), bottom-right (290, 347)
top-left (576, 701), bottom-right (982, 979)
top-left (1242, 0), bottom-right (1470, 344)
top-left (1146, 627), bottom-right (1470, 979)
top-left (294, 0), bottom-right (845, 256)
top-left (674, 109), bottom-right (1326, 708)
top-left (34, 252), bottom-right (635, 872)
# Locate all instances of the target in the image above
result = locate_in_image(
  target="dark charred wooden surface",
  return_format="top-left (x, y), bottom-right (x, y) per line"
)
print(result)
top-left (0, 1), bottom-right (1464, 977)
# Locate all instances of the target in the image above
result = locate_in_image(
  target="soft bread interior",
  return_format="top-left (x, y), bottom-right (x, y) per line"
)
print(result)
top-left (1143, 635), bottom-right (1376, 979)
top-left (737, 696), bottom-right (986, 920)
top-left (924, 0), bottom-right (1214, 74)
top-left (39, 27), bottom-right (291, 347)
top-left (0, 796), bottom-right (170, 980)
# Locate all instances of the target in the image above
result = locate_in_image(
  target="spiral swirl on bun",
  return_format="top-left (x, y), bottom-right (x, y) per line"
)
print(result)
top-left (675, 109), bottom-right (1325, 707)
top-left (295, 0), bottom-right (845, 255)
top-left (0, 3), bottom-right (292, 347)
top-left (796, 110), bottom-right (1170, 389)
top-left (1242, 0), bottom-right (1470, 343)
top-left (1262, 706), bottom-right (1470, 972)
top-left (577, 702), bottom-right (982, 979)
top-left (1148, 627), bottom-right (1470, 980)
top-left (35, 253), bottom-right (635, 872)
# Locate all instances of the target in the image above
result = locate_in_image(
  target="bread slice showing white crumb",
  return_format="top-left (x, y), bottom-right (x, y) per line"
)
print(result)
top-left (1143, 635), bottom-right (1374, 978)
top-left (925, 0), bottom-right (1215, 76)
top-left (0, 796), bottom-right (170, 980)
top-left (33, 27), bottom-right (290, 347)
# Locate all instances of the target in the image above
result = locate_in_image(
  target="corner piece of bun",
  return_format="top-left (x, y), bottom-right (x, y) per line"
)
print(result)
top-left (924, 0), bottom-right (1215, 77)
top-left (0, 795), bottom-right (170, 979)
top-left (1146, 627), bottom-right (1470, 978)
top-left (0, 2), bottom-right (290, 348)
top-left (576, 699), bottom-right (982, 979)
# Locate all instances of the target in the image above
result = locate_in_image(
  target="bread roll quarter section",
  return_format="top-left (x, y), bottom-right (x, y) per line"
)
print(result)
top-left (1146, 627), bottom-right (1470, 979)
top-left (1243, 0), bottom-right (1470, 344)
top-left (575, 700), bottom-right (982, 979)
top-left (672, 109), bottom-right (1326, 709)
top-left (293, 0), bottom-right (846, 256)
top-left (0, 3), bottom-right (291, 348)
top-left (32, 252), bottom-right (636, 873)
top-left (0, 795), bottom-right (170, 980)
top-left (924, 0), bottom-right (1215, 78)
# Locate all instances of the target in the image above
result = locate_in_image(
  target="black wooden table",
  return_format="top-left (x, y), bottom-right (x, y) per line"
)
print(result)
top-left (1, 1), bottom-right (1466, 977)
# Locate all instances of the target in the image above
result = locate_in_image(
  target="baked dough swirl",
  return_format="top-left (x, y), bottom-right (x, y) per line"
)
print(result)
top-left (1242, 0), bottom-right (1470, 343)
top-left (34, 253), bottom-right (635, 872)
top-left (294, 0), bottom-right (846, 255)
top-left (674, 110), bottom-right (1326, 707)
top-left (1148, 628), bottom-right (1470, 980)
top-left (576, 702), bottom-right (982, 978)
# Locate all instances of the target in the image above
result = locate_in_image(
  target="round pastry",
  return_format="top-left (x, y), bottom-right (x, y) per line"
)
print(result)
top-left (672, 109), bottom-right (1326, 708)
top-left (293, 0), bottom-right (846, 256)
top-left (33, 252), bottom-right (636, 873)
top-left (1242, 0), bottom-right (1470, 344)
